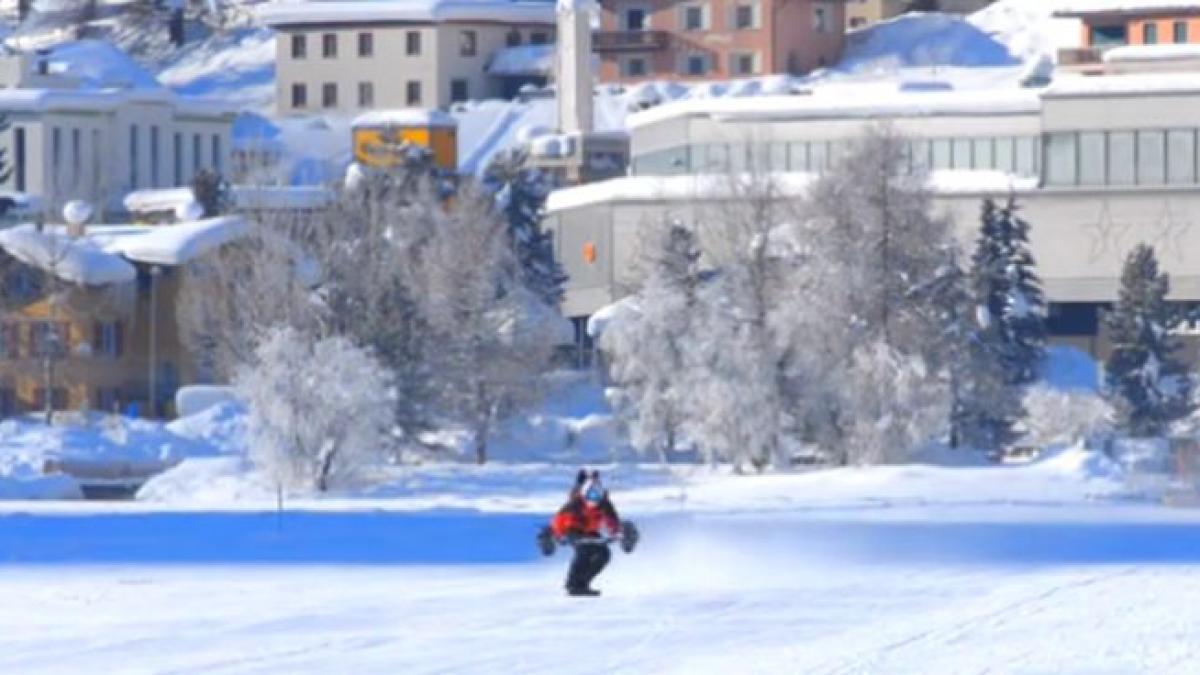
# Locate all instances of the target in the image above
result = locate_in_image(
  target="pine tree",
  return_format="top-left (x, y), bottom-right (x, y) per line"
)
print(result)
top-left (483, 148), bottom-right (567, 307)
top-left (192, 169), bottom-right (231, 217)
top-left (997, 198), bottom-right (1047, 385)
top-left (1105, 244), bottom-right (1193, 437)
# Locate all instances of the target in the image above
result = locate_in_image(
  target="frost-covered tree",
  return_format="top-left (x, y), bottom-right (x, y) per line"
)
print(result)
top-left (236, 327), bottom-right (395, 492)
top-left (842, 339), bottom-right (948, 464)
top-left (1105, 244), bottom-right (1193, 437)
top-left (483, 148), bottom-right (567, 307)
top-left (1023, 385), bottom-right (1113, 449)
top-left (601, 221), bottom-right (702, 459)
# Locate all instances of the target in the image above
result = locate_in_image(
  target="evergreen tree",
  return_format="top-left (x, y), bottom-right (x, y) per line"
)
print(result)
top-left (192, 169), bottom-right (231, 217)
top-left (1105, 244), bottom-right (1193, 437)
top-left (483, 149), bottom-right (567, 307)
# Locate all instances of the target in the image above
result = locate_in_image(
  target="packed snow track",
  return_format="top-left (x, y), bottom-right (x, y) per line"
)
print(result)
top-left (1, 506), bottom-right (1199, 674)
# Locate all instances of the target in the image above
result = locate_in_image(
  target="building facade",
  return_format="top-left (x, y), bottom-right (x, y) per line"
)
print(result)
top-left (595, 0), bottom-right (845, 82)
top-left (259, 0), bottom-right (558, 115)
top-left (544, 74), bottom-right (1200, 358)
top-left (1057, 1), bottom-right (1200, 73)
top-left (0, 52), bottom-right (234, 218)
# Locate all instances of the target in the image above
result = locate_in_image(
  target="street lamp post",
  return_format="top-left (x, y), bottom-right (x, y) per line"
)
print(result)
top-left (148, 264), bottom-right (162, 418)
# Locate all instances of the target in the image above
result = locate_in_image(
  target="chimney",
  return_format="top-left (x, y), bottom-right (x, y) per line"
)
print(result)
top-left (556, 0), bottom-right (594, 136)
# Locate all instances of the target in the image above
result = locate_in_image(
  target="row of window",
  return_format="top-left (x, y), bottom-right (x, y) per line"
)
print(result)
top-left (289, 28), bottom-right (552, 60)
top-left (0, 321), bottom-right (124, 360)
top-left (619, 3), bottom-right (830, 34)
top-left (632, 136), bottom-right (1042, 178)
top-left (289, 79), bottom-right (473, 109)
top-left (622, 51), bottom-right (762, 78)
top-left (1091, 20), bottom-right (1192, 47)
top-left (1044, 128), bottom-right (1200, 187)
top-left (127, 127), bottom-right (222, 191)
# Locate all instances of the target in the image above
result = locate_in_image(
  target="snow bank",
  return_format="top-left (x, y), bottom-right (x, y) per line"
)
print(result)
top-left (157, 27), bottom-right (276, 113)
top-left (166, 402), bottom-right (248, 456)
top-left (838, 13), bottom-right (1019, 75)
top-left (136, 457), bottom-right (274, 503)
top-left (174, 386), bottom-right (238, 419)
top-left (1104, 43), bottom-right (1200, 62)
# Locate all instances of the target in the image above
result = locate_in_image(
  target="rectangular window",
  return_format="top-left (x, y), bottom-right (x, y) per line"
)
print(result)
top-left (730, 52), bottom-right (756, 75)
top-left (322, 82), bottom-right (337, 108)
top-left (506, 30), bottom-right (521, 47)
top-left (450, 79), bottom-right (469, 103)
top-left (972, 137), bottom-right (993, 170)
top-left (358, 81), bottom-right (374, 107)
top-left (406, 31), bottom-right (421, 55)
top-left (51, 127), bottom-right (61, 175)
top-left (530, 31), bottom-right (549, 44)
top-left (1016, 137), bottom-right (1038, 176)
top-left (193, 133), bottom-right (202, 172)
top-left (1108, 131), bottom-right (1135, 185)
top-left (1078, 131), bottom-right (1106, 186)
top-left (1091, 24), bottom-right (1127, 47)
top-left (624, 7), bottom-right (647, 30)
top-left (682, 5), bottom-right (704, 30)
top-left (212, 135), bottom-right (222, 174)
top-left (173, 132), bottom-right (183, 185)
top-left (622, 57), bottom-right (647, 77)
top-left (684, 54), bottom-right (709, 76)
top-left (13, 127), bottom-right (24, 192)
top-left (291, 34), bottom-right (306, 59)
top-left (91, 129), bottom-right (100, 192)
top-left (70, 128), bottom-right (80, 190)
top-left (129, 124), bottom-right (139, 188)
top-left (31, 321), bottom-right (66, 358)
top-left (810, 141), bottom-right (829, 171)
top-left (93, 320), bottom-right (122, 358)
top-left (460, 30), bottom-right (477, 57)
top-left (1174, 20), bottom-right (1188, 43)
top-left (1045, 132), bottom-right (1077, 185)
top-left (699, 143), bottom-right (729, 172)
top-left (788, 142), bottom-right (809, 171)
top-left (952, 137), bottom-right (972, 169)
top-left (931, 138), bottom-right (952, 169)
top-left (406, 80), bottom-right (422, 106)
top-left (291, 82), bottom-right (307, 109)
top-left (909, 139), bottom-right (931, 172)
top-left (814, 5), bottom-right (829, 33)
top-left (358, 32), bottom-right (373, 57)
top-left (0, 322), bottom-right (19, 359)
top-left (322, 33), bottom-right (337, 58)
top-left (1168, 129), bottom-right (1195, 184)
top-left (1137, 130), bottom-right (1165, 184)
top-left (734, 4), bottom-right (755, 29)
top-left (150, 125), bottom-right (160, 187)
top-left (1143, 23), bottom-right (1159, 45)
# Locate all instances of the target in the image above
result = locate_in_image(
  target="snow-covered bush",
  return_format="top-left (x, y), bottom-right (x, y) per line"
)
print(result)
top-left (1022, 384), bottom-right (1114, 450)
top-left (842, 341), bottom-right (948, 465)
top-left (235, 327), bottom-right (395, 492)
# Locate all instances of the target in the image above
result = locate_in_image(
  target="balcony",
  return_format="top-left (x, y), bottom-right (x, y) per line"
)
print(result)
top-left (1058, 46), bottom-right (1104, 67)
top-left (593, 30), bottom-right (670, 52)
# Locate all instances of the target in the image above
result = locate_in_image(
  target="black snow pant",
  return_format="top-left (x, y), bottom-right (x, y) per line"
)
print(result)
top-left (566, 542), bottom-right (611, 591)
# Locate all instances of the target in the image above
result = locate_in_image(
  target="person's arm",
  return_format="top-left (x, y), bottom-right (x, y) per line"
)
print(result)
top-left (600, 495), bottom-right (622, 536)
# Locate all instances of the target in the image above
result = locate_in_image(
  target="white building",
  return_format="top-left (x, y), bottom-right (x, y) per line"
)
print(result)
top-left (0, 48), bottom-right (235, 218)
top-left (258, 0), bottom-right (558, 115)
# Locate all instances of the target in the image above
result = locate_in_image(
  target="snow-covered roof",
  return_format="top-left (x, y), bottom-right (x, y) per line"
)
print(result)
top-left (1053, 0), bottom-right (1200, 17)
top-left (487, 44), bottom-right (555, 77)
top-left (0, 86), bottom-right (234, 117)
top-left (628, 89), bottom-right (1043, 129)
top-left (258, 0), bottom-right (557, 27)
top-left (352, 108), bottom-right (458, 128)
top-left (44, 39), bottom-right (163, 91)
top-left (1102, 43), bottom-right (1200, 62)
top-left (546, 170), bottom-right (1038, 212)
top-left (1043, 72), bottom-right (1200, 97)
top-left (0, 217), bottom-right (250, 285)
top-left (124, 186), bottom-right (334, 214)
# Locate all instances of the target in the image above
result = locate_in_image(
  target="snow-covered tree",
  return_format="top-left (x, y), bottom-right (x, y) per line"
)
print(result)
top-left (1023, 385), bottom-right (1114, 449)
top-left (483, 148), bottom-right (567, 307)
top-left (601, 221), bottom-right (702, 459)
top-left (235, 327), bottom-right (395, 492)
top-left (1105, 244), bottom-right (1193, 437)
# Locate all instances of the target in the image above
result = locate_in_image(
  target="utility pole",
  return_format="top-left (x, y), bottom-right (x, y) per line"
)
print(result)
top-left (148, 264), bottom-right (162, 417)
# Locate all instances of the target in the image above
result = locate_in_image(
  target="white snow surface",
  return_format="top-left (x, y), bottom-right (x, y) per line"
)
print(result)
top-left (1104, 43), bottom-right (1200, 62)
top-left (352, 108), bottom-right (458, 128)
top-left (0, 225), bottom-right (137, 285)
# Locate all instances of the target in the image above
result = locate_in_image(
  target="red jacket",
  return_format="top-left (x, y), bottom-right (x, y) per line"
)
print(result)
top-left (550, 490), bottom-right (621, 540)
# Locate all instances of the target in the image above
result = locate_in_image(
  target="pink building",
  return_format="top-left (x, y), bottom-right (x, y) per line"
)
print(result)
top-left (595, 0), bottom-right (846, 83)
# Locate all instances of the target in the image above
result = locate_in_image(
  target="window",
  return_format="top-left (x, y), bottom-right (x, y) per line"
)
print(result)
top-left (810, 141), bottom-right (829, 170)
top-left (173, 132), bottom-right (183, 185)
top-left (1137, 130), bottom-right (1165, 184)
top-left (814, 5), bottom-right (829, 33)
top-left (506, 30), bottom-right (521, 47)
top-left (322, 82), bottom-right (337, 108)
top-left (13, 127), bottom-right (24, 192)
top-left (406, 31), bottom-right (421, 55)
top-left (93, 320), bottom-right (122, 358)
top-left (291, 34), bottom-right (306, 59)
top-left (358, 32), bottom-right (373, 56)
top-left (212, 135), bottom-right (222, 174)
top-left (622, 57), bottom-right (647, 77)
top-left (531, 31), bottom-right (549, 44)
top-left (322, 33), bottom-right (337, 58)
top-left (1078, 131), bottom-right (1106, 185)
top-left (291, 82), bottom-right (307, 109)
top-left (1016, 137), bottom-right (1038, 176)
top-left (1174, 21), bottom-right (1188, 43)
top-left (0, 387), bottom-right (14, 416)
top-left (192, 133), bottom-right (202, 172)
top-left (70, 128), bottom-right (80, 190)
top-left (1090, 24), bottom-right (1127, 47)
top-left (91, 129), bottom-right (101, 191)
top-left (684, 54), bottom-right (709, 76)
top-left (0, 322), bottom-right (19, 359)
top-left (150, 125), bottom-right (160, 187)
top-left (849, 16), bottom-right (866, 28)
top-left (730, 52), bottom-right (756, 75)
top-left (31, 322), bottom-right (67, 358)
top-left (460, 30), bottom-right (477, 56)
top-left (1143, 22), bottom-right (1158, 44)
top-left (682, 5), bottom-right (704, 30)
top-left (1045, 132), bottom-right (1077, 185)
top-left (952, 138), bottom-right (972, 169)
top-left (129, 124), bottom-right (139, 188)
top-left (931, 138), bottom-right (951, 169)
top-left (1108, 131), bottom-right (1135, 185)
top-left (624, 7), bottom-right (647, 30)
top-left (406, 80), bottom-right (422, 106)
top-left (34, 387), bottom-right (67, 411)
top-left (734, 4), bottom-right (755, 29)
top-left (51, 126), bottom-right (61, 177)
top-left (450, 79), bottom-right (469, 102)
top-left (1168, 129), bottom-right (1195, 184)
top-left (972, 137), bottom-right (993, 170)
top-left (358, 81), bottom-right (374, 107)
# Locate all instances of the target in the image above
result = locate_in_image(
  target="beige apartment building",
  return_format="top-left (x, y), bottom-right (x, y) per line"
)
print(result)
top-left (258, 0), bottom-right (558, 115)
top-left (596, 0), bottom-right (846, 82)
top-left (844, 0), bottom-right (994, 31)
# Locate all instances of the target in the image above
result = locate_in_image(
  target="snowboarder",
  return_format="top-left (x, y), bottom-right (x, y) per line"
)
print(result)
top-left (537, 469), bottom-right (638, 597)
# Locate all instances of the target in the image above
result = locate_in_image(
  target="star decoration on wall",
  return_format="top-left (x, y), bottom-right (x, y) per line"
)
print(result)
top-left (1084, 199), bottom-right (1131, 264)
top-left (1149, 199), bottom-right (1193, 263)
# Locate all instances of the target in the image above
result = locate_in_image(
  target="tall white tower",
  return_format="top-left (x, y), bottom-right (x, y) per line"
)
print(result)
top-left (556, 0), bottom-right (594, 136)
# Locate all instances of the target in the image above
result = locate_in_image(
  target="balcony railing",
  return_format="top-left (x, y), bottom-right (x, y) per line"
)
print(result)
top-left (1057, 47), bottom-right (1104, 66)
top-left (593, 30), bottom-right (670, 52)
